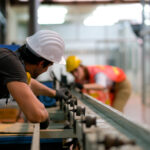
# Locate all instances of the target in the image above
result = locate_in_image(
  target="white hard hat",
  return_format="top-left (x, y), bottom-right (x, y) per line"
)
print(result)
top-left (26, 30), bottom-right (66, 64)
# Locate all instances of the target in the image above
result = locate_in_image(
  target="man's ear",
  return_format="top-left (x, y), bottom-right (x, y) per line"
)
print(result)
top-left (38, 61), bottom-right (44, 67)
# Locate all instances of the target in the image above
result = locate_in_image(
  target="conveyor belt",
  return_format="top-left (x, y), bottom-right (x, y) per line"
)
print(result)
top-left (71, 89), bottom-right (150, 150)
top-left (0, 89), bottom-right (150, 150)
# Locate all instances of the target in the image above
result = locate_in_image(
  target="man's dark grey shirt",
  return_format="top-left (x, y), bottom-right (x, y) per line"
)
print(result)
top-left (0, 48), bottom-right (27, 98)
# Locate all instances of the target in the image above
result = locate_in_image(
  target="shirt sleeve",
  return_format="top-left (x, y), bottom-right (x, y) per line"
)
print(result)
top-left (95, 73), bottom-right (108, 88)
top-left (0, 51), bottom-right (27, 85)
top-left (95, 73), bottom-right (114, 88)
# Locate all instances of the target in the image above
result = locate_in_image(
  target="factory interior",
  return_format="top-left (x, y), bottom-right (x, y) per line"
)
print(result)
top-left (0, 0), bottom-right (150, 149)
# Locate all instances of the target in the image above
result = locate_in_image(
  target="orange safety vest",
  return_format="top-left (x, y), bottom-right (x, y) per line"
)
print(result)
top-left (84, 65), bottom-right (126, 106)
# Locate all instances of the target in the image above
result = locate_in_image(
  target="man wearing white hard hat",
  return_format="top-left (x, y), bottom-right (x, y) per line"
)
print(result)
top-left (0, 30), bottom-right (70, 129)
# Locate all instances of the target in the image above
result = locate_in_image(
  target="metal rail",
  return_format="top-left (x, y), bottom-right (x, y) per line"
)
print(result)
top-left (71, 90), bottom-right (150, 150)
top-left (0, 89), bottom-right (150, 150)
top-left (31, 124), bottom-right (40, 150)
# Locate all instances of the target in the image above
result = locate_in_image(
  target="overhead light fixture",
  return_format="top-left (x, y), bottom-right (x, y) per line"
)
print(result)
top-left (84, 4), bottom-right (142, 26)
top-left (18, 0), bottom-right (28, 2)
top-left (38, 5), bottom-right (68, 24)
top-left (145, 20), bottom-right (150, 25)
top-left (52, 0), bottom-right (111, 1)
top-left (144, 5), bottom-right (150, 25)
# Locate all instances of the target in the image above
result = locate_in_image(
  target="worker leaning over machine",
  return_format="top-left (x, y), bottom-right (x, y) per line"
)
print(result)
top-left (0, 30), bottom-right (70, 129)
top-left (66, 56), bottom-right (132, 112)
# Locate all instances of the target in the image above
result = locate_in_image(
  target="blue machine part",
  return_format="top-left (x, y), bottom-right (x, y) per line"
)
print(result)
top-left (0, 44), bottom-right (20, 51)
top-left (0, 136), bottom-right (62, 144)
top-left (38, 81), bottom-right (56, 107)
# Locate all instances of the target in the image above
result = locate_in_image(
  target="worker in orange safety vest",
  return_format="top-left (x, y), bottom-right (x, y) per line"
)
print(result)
top-left (66, 56), bottom-right (131, 112)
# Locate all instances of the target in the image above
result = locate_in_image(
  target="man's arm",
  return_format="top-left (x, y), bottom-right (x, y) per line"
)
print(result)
top-left (30, 78), bottom-right (71, 101)
top-left (7, 81), bottom-right (49, 123)
top-left (30, 78), bottom-right (56, 97)
top-left (82, 73), bottom-right (112, 90)
top-left (73, 82), bottom-right (106, 90)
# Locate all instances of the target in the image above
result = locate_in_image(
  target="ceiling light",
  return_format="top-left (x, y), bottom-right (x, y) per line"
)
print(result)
top-left (18, 0), bottom-right (28, 2)
top-left (145, 20), bottom-right (150, 25)
top-left (52, 0), bottom-right (111, 1)
top-left (84, 4), bottom-right (142, 26)
top-left (38, 5), bottom-right (68, 24)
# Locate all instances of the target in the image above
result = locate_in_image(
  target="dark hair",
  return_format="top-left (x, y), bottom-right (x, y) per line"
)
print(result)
top-left (81, 64), bottom-right (89, 81)
top-left (17, 44), bottom-right (52, 67)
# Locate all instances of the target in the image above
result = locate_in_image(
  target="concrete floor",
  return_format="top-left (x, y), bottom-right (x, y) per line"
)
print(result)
top-left (124, 93), bottom-right (150, 128)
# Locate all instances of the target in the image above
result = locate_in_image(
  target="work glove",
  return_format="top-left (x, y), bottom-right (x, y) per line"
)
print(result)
top-left (55, 88), bottom-right (71, 101)
top-left (40, 118), bottom-right (50, 129)
top-left (74, 83), bottom-right (83, 90)
top-left (68, 82), bottom-right (83, 90)
top-left (67, 82), bottom-right (83, 90)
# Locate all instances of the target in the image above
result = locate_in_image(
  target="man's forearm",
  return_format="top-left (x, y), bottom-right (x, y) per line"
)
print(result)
top-left (7, 81), bottom-right (49, 123)
top-left (30, 78), bottom-right (56, 97)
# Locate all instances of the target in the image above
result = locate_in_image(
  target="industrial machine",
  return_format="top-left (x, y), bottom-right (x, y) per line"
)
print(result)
top-left (0, 72), bottom-right (150, 150)
top-left (0, 83), bottom-right (150, 150)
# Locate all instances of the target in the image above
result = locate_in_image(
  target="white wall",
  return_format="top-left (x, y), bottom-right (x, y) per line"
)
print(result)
top-left (6, 5), bottom-right (141, 93)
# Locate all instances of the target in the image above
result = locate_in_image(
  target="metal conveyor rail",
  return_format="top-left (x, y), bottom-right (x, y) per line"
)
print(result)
top-left (71, 90), bottom-right (150, 150)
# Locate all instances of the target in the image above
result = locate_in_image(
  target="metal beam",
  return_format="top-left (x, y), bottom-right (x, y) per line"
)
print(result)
top-left (10, 0), bottom-right (144, 5)
top-left (29, 0), bottom-right (39, 35)
top-left (71, 90), bottom-right (150, 150)
top-left (31, 124), bottom-right (40, 150)
top-left (140, 0), bottom-right (146, 105)
top-left (0, 0), bottom-right (6, 44)
top-left (40, 129), bottom-right (76, 138)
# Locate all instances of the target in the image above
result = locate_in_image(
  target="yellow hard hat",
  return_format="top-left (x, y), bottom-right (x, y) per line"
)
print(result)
top-left (66, 56), bottom-right (81, 72)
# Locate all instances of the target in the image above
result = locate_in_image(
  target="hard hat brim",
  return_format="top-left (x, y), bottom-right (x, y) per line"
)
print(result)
top-left (58, 56), bottom-right (66, 65)
top-left (26, 30), bottom-right (66, 65)
top-left (26, 43), bottom-right (66, 65)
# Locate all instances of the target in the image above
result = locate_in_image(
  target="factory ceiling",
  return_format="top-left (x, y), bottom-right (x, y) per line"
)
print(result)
top-left (10, 0), bottom-right (141, 5)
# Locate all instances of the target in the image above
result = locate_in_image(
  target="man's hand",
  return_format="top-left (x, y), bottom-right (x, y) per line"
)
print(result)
top-left (55, 88), bottom-right (71, 101)
top-left (40, 118), bottom-right (50, 129)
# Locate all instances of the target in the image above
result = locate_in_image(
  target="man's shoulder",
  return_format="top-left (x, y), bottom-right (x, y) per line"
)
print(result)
top-left (0, 48), bottom-right (16, 59)
top-left (0, 48), bottom-right (22, 70)
top-left (0, 48), bottom-right (27, 85)
top-left (0, 47), bottom-right (12, 52)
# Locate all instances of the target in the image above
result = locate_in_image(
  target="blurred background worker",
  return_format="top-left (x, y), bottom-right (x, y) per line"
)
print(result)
top-left (0, 30), bottom-right (70, 128)
top-left (66, 56), bottom-right (132, 112)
